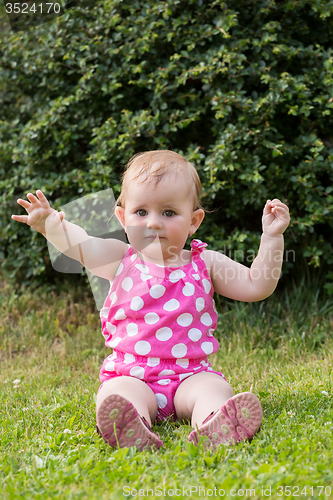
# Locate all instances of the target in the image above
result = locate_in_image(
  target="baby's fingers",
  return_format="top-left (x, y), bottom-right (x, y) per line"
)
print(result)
top-left (16, 198), bottom-right (31, 210)
top-left (272, 204), bottom-right (289, 214)
top-left (272, 205), bottom-right (290, 222)
top-left (270, 200), bottom-right (289, 211)
top-left (26, 192), bottom-right (41, 206)
top-left (11, 198), bottom-right (33, 221)
top-left (11, 214), bottom-right (29, 223)
top-left (35, 190), bottom-right (50, 208)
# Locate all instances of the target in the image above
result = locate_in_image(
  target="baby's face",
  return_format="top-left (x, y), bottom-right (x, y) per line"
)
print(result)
top-left (116, 174), bottom-right (203, 264)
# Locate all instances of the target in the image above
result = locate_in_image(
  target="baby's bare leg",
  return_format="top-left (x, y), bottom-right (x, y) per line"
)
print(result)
top-left (174, 372), bottom-right (234, 428)
top-left (96, 376), bottom-right (158, 425)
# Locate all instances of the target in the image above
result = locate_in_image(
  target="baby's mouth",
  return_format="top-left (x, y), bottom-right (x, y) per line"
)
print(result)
top-left (145, 234), bottom-right (164, 240)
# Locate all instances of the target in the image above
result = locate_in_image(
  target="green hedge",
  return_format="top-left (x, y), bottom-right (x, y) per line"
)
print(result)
top-left (1, 0), bottom-right (333, 294)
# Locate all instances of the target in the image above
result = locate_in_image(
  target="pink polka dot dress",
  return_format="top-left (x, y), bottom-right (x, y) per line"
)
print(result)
top-left (99, 239), bottom-right (226, 421)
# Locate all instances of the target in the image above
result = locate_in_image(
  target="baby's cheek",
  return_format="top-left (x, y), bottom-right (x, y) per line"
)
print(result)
top-left (127, 225), bottom-right (141, 241)
top-left (126, 226), bottom-right (151, 252)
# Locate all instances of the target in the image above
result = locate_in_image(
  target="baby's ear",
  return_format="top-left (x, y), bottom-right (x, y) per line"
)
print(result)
top-left (191, 208), bottom-right (205, 232)
top-left (115, 206), bottom-right (126, 229)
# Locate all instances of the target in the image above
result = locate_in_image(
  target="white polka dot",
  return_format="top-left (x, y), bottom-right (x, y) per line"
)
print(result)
top-left (130, 253), bottom-right (137, 262)
top-left (115, 308), bottom-right (126, 320)
top-left (192, 274), bottom-right (200, 280)
top-left (108, 337), bottom-right (122, 348)
top-left (163, 299), bottom-right (180, 311)
top-left (156, 327), bottom-right (173, 342)
top-left (102, 331), bottom-right (109, 340)
top-left (179, 372), bottom-right (194, 381)
top-left (157, 379), bottom-right (171, 385)
top-left (188, 328), bottom-right (202, 342)
top-left (135, 340), bottom-right (151, 355)
top-left (192, 261), bottom-right (198, 272)
top-left (121, 277), bottom-right (133, 292)
top-left (201, 312), bottom-right (213, 326)
top-left (141, 273), bottom-right (153, 281)
top-left (104, 361), bottom-right (115, 372)
top-left (144, 312), bottom-right (160, 324)
top-left (127, 323), bottom-right (138, 336)
top-left (202, 279), bottom-right (211, 294)
top-left (109, 292), bottom-right (117, 305)
top-left (100, 307), bottom-right (110, 319)
top-left (208, 328), bottom-right (215, 337)
top-left (115, 262), bottom-right (123, 276)
top-left (171, 343), bottom-right (187, 358)
top-left (149, 284), bottom-right (166, 299)
top-left (169, 269), bottom-right (186, 283)
top-left (106, 322), bottom-right (116, 335)
top-left (124, 353), bottom-right (135, 364)
top-left (177, 313), bottom-right (193, 327)
top-left (196, 297), bottom-right (205, 312)
top-left (158, 369), bottom-right (175, 377)
top-left (130, 296), bottom-right (144, 311)
top-left (147, 357), bottom-right (160, 367)
top-left (156, 393), bottom-right (168, 409)
top-left (176, 358), bottom-right (189, 368)
top-left (200, 360), bottom-right (209, 367)
top-left (135, 263), bottom-right (149, 273)
top-left (182, 282), bottom-right (195, 296)
top-left (201, 342), bottom-right (214, 354)
top-left (130, 366), bottom-right (145, 379)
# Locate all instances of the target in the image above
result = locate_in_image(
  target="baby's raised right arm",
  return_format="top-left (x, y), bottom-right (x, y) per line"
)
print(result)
top-left (12, 190), bottom-right (127, 281)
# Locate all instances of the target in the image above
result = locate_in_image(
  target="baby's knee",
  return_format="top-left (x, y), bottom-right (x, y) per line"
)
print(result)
top-left (192, 372), bottom-right (233, 393)
top-left (97, 376), bottom-right (151, 406)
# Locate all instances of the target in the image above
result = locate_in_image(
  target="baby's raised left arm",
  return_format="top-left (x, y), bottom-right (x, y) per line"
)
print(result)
top-left (205, 199), bottom-right (290, 302)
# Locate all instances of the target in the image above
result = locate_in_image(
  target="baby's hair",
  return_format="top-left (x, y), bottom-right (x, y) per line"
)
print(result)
top-left (116, 150), bottom-right (205, 211)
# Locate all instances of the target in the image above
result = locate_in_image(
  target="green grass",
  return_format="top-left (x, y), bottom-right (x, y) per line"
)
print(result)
top-left (1, 275), bottom-right (333, 499)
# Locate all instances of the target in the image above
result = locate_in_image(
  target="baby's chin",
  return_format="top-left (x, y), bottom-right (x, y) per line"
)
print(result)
top-left (130, 236), bottom-right (163, 248)
top-left (128, 238), bottom-right (164, 256)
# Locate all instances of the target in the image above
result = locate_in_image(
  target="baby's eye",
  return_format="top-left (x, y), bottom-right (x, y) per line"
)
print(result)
top-left (163, 210), bottom-right (175, 217)
top-left (136, 209), bottom-right (147, 217)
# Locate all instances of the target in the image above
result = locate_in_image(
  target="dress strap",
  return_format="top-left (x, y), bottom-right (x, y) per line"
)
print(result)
top-left (127, 245), bottom-right (136, 257)
top-left (190, 239), bottom-right (208, 254)
top-left (119, 244), bottom-right (136, 266)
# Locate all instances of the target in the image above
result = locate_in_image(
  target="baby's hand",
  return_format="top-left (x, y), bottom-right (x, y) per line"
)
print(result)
top-left (11, 190), bottom-right (65, 235)
top-left (262, 198), bottom-right (290, 237)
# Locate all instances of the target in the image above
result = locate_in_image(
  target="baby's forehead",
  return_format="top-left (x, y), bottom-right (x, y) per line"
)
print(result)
top-left (128, 167), bottom-right (189, 189)
top-left (126, 171), bottom-right (194, 205)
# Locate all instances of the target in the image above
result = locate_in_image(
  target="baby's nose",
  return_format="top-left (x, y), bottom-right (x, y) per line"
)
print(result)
top-left (147, 214), bottom-right (162, 229)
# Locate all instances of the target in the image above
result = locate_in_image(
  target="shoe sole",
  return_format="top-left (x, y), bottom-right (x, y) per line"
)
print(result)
top-left (188, 392), bottom-right (262, 448)
top-left (96, 394), bottom-right (163, 451)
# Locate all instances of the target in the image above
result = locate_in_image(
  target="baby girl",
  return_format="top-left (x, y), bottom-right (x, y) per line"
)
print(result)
top-left (12, 150), bottom-right (290, 451)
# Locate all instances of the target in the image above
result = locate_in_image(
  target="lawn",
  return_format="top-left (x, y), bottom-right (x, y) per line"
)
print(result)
top-left (0, 274), bottom-right (332, 499)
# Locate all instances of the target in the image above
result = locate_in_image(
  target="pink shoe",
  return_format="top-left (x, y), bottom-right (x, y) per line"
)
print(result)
top-left (188, 392), bottom-right (262, 448)
top-left (96, 394), bottom-right (163, 451)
